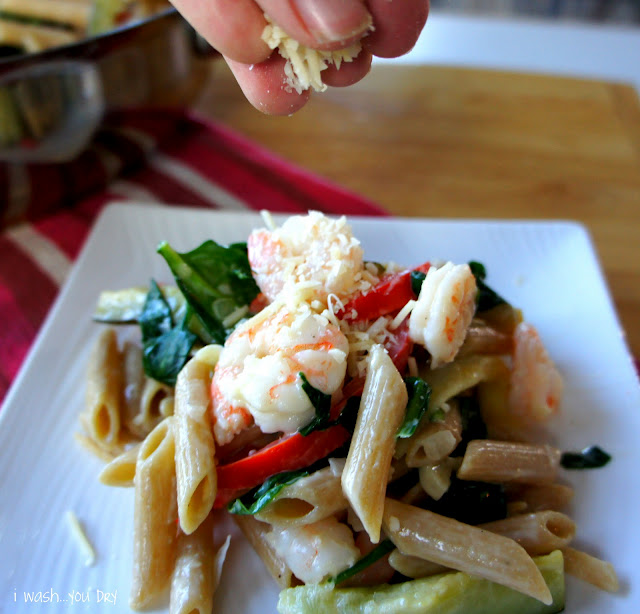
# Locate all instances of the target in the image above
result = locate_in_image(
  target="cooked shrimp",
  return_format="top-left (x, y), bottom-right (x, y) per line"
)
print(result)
top-left (408, 262), bottom-right (477, 368)
top-left (266, 517), bottom-right (359, 584)
top-left (247, 211), bottom-right (372, 304)
top-left (509, 322), bottom-right (563, 422)
top-left (210, 302), bottom-right (349, 445)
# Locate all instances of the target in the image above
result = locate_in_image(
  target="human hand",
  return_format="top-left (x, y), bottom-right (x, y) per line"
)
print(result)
top-left (170, 0), bottom-right (430, 115)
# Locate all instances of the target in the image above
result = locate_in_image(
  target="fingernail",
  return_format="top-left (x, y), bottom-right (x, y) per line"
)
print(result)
top-left (292, 0), bottom-right (373, 45)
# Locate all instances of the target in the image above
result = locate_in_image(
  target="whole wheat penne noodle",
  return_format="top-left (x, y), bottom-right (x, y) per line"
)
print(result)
top-left (506, 483), bottom-right (574, 512)
top-left (256, 467), bottom-right (348, 527)
top-left (132, 377), bottom-right (174, 437)
top-left (388, 549), bottom-right (450, 579)
top-left (130, 418), bottom-right (178, 610)
top-left (404, 403), bottom-right (462, 468)
top-left (0, 0), bottom-right (91, 30)
top-left (382, 498), bottom-right (552, 605)
top-left (562, 546), bottom-right (619, 592)
top-left (121, 342), bottom-right (145, 437)
top-left (399, 482), bottom-right (427, 506)
top-left (98, 443), bottom-right (141, 487)
top-left (480, 511), bottom-right (575, 556)
top-left (0, 18), bottom-right (78, 52)
top-left (174, 357), bottom-right (216, 535)
top-left (169, 515), bottom-right (228, 614)
top-left (84, 328), bottom-right (122, 446)
top-left (342, 344), bottom-right (408, 543)
top-left (73, 431), bottom-right (119, 463)
top-left (420, 354), bottom-right (506, 412)
top-left (395, 355), bottom-right (504, 461)
top-left (458, 440), bottom-right (561, 484)
top-left (234, 515), bottom-right (294, 589)
top-left (457, 321), bottom-right (513, 357)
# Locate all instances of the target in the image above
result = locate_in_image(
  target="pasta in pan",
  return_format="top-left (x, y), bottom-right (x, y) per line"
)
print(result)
top-left (79, 210), bottom-right (618, 613)
top-left (0, 0), bottom-right (170, 54)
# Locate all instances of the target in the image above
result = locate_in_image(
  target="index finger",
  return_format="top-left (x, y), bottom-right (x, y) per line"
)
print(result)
top-left (170, 0), bottom-right (271, 64)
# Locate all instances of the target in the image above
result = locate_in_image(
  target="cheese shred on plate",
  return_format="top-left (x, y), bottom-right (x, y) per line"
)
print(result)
top-left (66, 510), bottom-right (96, 567)
top-left (261, 15), bottom-right (364, 94)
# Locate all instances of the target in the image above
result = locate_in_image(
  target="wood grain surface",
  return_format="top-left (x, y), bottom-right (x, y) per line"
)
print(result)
top-left (192, 61), bottom-right (640, 357)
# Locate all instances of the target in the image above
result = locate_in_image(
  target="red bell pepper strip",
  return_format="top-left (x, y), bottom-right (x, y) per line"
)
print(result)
top-left (385, 320), bottom-right (412, 374)
top-left (214, 424), bottom-right (350, 508)
top-left (338, 262), bottom-right (431, 322)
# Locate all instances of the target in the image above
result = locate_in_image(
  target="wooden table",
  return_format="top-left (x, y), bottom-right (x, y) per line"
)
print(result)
top-left (191, 61), bottom-right (640, 357)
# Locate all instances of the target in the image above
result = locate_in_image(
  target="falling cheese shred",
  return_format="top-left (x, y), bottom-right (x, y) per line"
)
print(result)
top-left (261, 15), bottom-right (363, 94)
top-left (65, 510), bottom-right (97, 567)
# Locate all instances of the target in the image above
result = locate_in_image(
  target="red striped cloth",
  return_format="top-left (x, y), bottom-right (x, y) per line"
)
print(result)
top-left (0, 110), bottom-right (387, 405)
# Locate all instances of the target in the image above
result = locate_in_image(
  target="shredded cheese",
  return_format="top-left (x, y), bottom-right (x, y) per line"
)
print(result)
top-left (261, 15), bottom-right (363, 94)
top-left (65, 510), bottom-right (96, 567)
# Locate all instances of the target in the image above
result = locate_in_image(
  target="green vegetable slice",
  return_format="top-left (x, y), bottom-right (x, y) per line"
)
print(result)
top-left (278, 551), bottom-right (565, 614)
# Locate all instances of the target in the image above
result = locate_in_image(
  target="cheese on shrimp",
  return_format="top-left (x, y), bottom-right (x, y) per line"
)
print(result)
top-left (248, 211), bottom-right (377, 305)
top-left (211, 302), bottom-right (349, 443)
top-left (409, 262), bottom-right (477, 368)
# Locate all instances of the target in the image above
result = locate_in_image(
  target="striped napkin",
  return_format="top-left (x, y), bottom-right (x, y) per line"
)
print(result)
top-left (0, 110), bottom-right (387, 405)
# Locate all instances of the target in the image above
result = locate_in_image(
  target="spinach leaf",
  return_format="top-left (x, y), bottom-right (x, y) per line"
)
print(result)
top-left (451, 396), bottom-right (488, 457)
top-left (298, 373), bottom-right (333, 436)
top-left (397, 377), bottom-right (432, 439)
top-left (157, 240), bottom-right (260, 345)
top-left (468, 261), bottom-right (507, 312)
top-left (561, 445), bottom-right (611, 469)
top-left (331, 539), bottom-right (395, 585)
top-left (428, 478), bottom-right (507, 525)
top-left (140, 280), bottom-right (197, 386)
top-left (410, 270), bottom-right (427, 296)
top-left (227, 469), bottom-right (309, 515)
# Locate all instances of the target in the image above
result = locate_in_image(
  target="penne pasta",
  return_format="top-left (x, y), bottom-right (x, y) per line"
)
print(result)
top-left (382, 498), bottom-right (553, 605)
top-left (121, 342), bottom-right (145, 438)
top-left (480, 511), bottom-right (576, 556)
top-left (130, 418), bottom-right (178, 610)
top-left (342, 344), bottom-right (408, 543)
top-left (562, 547), bottom-right (619, 593)
top-left (388, 549), bottom-right (449, 579)
top-left (0, 0), bottom-right (92, 30)
top-left (457, 320), bottom-right (514, 357)
top-left (256, 467), bottom-right (348, 527)
top-left (84, 328), bottom-right (122, 446)
top-left (169, 515), bottom-right (228, 614)
top-left (404, 403), bottom-right (462, 468)
top-left (98, 443), bottom-right (140, 487)
top-left (457, 440), bottom-right (561, 485)
top-left (234, 515), bottom-right (294, 589)
top-left (132, 377), bottom-right (174, 437)
top-left (174, 357), bottom-right (217, 535)
top-left (506, 483), bottom-right (575, 513)
top-left (420, 354), bottom-right (506, 412)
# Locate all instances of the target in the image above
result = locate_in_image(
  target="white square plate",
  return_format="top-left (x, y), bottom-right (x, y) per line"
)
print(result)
top-left (1, 203), bottom-right (639, 613)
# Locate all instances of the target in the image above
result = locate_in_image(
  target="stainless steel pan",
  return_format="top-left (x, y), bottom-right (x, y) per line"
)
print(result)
top-left (0, 8), bottom-right (213, 163)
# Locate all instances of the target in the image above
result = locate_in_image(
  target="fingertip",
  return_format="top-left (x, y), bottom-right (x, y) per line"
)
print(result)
top-left (226, 56), bottom-right (311, 116)
top-left (321, 50), bottom-right (372, 88)
top-left (364, 0), bottom-right (429, 58)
